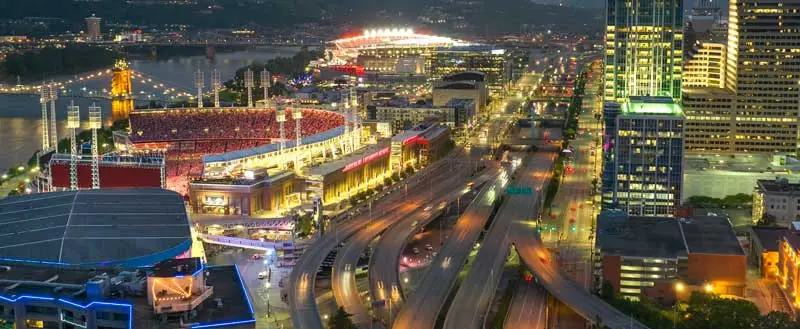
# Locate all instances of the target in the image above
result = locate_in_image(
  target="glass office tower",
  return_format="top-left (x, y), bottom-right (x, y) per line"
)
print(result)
top-left (604, 0), bottom-right (684, 102)
top-left (601, 96), bottom-right (685, 217)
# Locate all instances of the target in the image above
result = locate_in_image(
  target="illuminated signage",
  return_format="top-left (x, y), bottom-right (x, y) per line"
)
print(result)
top-left (403, 135), bottom-right (421, 145)
top-left (343, 147), bottom-right (390, 172)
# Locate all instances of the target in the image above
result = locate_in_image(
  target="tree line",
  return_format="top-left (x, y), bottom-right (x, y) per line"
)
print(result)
top-left (2, 45), bottom-right (119, 82)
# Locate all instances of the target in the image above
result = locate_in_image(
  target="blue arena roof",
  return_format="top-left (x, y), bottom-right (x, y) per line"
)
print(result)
top-left (0, 188), bottom-right (191, 268)
top-left (203, 126), bottom-right (345, 164)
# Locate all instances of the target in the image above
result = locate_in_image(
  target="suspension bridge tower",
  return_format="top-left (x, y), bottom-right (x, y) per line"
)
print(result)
top-left (110, 59), bottom-right (134, 121)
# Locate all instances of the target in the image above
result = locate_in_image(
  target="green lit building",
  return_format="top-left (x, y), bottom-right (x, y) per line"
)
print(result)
top-left (601, 96), bottom-right (685, 217)
top-left (604, 0), bottom-right (683, 102)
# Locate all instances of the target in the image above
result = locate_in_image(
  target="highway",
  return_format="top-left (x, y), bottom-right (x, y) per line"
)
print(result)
top-left (512, 223), bottom-right (649, 329)
top-left (367, 165), bottom-right (498, 324)
top-left (289, 152), bottom-right (470, 329)
top-left (331, 160), bottom-right (475, 327)
top-left (443, 150), bottom-right (555, 329)
top-left (504, 282), bottom-right (548, 329)
top-left (391, 170), bottom-right (508, 329)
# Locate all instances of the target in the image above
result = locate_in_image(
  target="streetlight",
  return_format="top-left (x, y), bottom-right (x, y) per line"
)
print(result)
top-left (704, 283), bottom-right (714, 293)
top-left (673, 282), bottom-right (684, 329)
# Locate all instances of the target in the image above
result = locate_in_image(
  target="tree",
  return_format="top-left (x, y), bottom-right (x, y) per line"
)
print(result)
top-left (599, 281), bottom-right (614, 300)
top-left (756, 311), bottom-right (800, 329)
top-left (682, 292), bottom-right (760, 329)
top-left (404, 165), bottom-right (415, 175)
top-left (328, 306), bottom-right (358, 329)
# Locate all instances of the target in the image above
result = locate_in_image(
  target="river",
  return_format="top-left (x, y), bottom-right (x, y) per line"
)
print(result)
top-left (0, 47), bottom-right (298, 171)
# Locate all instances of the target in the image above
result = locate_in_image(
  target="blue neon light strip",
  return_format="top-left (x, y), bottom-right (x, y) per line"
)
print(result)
top-left (233, 264), bottom-right (255, 315)
top-left (0, 257), bottom-right (69, 266)
top-left (192, 319), bottom-right (257, 328)
top-left (0, 295), bottom-right (134, 329)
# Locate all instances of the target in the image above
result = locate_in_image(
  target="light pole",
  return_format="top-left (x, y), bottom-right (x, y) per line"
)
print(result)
top-left (674, 282), bottom-right (684, 329)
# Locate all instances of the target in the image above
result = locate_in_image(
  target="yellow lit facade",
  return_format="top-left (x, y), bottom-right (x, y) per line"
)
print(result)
top-left (604, 0), bottom-right (684, 103)
top-left (683, 41), bottom-right (726, 88)
top-left (724, 0), bottom-right (800, 154)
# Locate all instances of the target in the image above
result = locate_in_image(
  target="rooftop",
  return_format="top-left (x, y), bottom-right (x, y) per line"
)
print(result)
top-left (596, 216), bottom-right (687, 259)
top-left (682, 87), bottom-right (735, 99)
top-left (0, 263), bottom-right (254, 329)
top-left (306, 143), bottom-right (390, 177)
top-left (681, 216), bottom-right (745, 255)
top-left (750, 227), bottom-right (788, 252)
top-left (621, 96), bottom-right (684, 116)
top-left (0, 188), bottom-right (190, 268)
top-left (758, 178), bottom-right (800, 194)
top-left (596, 214), bottom-right (743, 258)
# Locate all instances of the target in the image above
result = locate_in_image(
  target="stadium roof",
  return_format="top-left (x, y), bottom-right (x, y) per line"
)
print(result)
top-left (203, 126), bottom-right (345, 164)
top-left (0, 188), bottom-right (191, 268)
top-left (332, 28), bottom-right (471, 49)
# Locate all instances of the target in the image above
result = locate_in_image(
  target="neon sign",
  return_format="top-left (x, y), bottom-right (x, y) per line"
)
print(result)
top-left (343, 147), bottom-right (390, 172)
top-left (403, 135), bottom-right (421, 145)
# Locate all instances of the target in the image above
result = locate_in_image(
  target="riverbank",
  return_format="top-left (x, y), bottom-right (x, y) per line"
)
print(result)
top-left (1, 44), bottom-right (119, 84)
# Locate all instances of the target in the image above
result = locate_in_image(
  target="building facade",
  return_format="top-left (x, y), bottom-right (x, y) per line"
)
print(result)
top-left (724, 0), bottom-right (800, 154)
top-left (682, 42), bottom-right (726, 88)
top-left (85, 15), bottom-right (101, 41)
top-left (595, 215), bottom-right (747, 303)
top-left (753, 178), bottom-right (800, 225)
top-left (601, 96), bottom-right (685, 217)
top-left (681, 87), bottom-right (734, 152)
top-left (604, 0), bottom-right (683, 102)
top-left (428, 47), bottom-right (508, 96)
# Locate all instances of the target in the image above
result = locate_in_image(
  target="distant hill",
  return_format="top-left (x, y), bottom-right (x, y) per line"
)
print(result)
top-left (0, 0), bottom-right (601, 36)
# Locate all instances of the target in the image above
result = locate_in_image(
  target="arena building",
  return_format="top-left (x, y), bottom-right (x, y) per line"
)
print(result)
top-left (320, 28), bottom-right (509, 96)
top-left (0, 188), bottom-right (255, 329)
top-left (122, 107), bottom-right (348, 197)
top-left (189, 170), bottom-right (296, 216)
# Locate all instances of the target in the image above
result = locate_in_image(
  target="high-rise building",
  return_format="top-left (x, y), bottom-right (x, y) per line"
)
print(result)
top-left (682, 87), bottom-right (734, 152)
top-left (601, 96), bottom-right (685, 217)
top-left (684, 0), bottom-right (800, 154)
top-left (724, 0), bottom-right (800, 153)
top-left (85, 14), bottom-right (102, 41)
top-left (604, 0), bottom-right (684, 102)
top-left (682, 41), bottom-right (726, 88)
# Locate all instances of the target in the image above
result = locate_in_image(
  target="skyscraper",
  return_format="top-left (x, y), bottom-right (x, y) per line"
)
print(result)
top-left (85, 15), bottom-right (102, 41)
top-left (601, 96), bottom-right (685, 216)
top-left (604, 0), bottom-right (684, 102)
top-left (724, 0), bottom-right (800, 153)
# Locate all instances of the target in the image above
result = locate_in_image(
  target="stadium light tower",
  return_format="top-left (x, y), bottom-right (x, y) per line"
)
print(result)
top-left (260, 70), bottom-right (271, 108)
top-left (293, 103), bottom-right (303, 169)
top-left (88, 103), bottom-right (102, 189)
top-left (66, 102), bottom-right (81, 191)
top-left (194, 69), bottom-right (204, 109)
top-left (39, 85), bottom-right (50, 151)
top-left (293, 105), bottom-right (303, 147)
top-left (277, 106), bottom-right (287, 152)
top-left (49, 84), bottom-right (58, 149)
top-left (212, 69), bottom-right (221, 108)
top-left (244, 69), bottom-right (255, 108)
